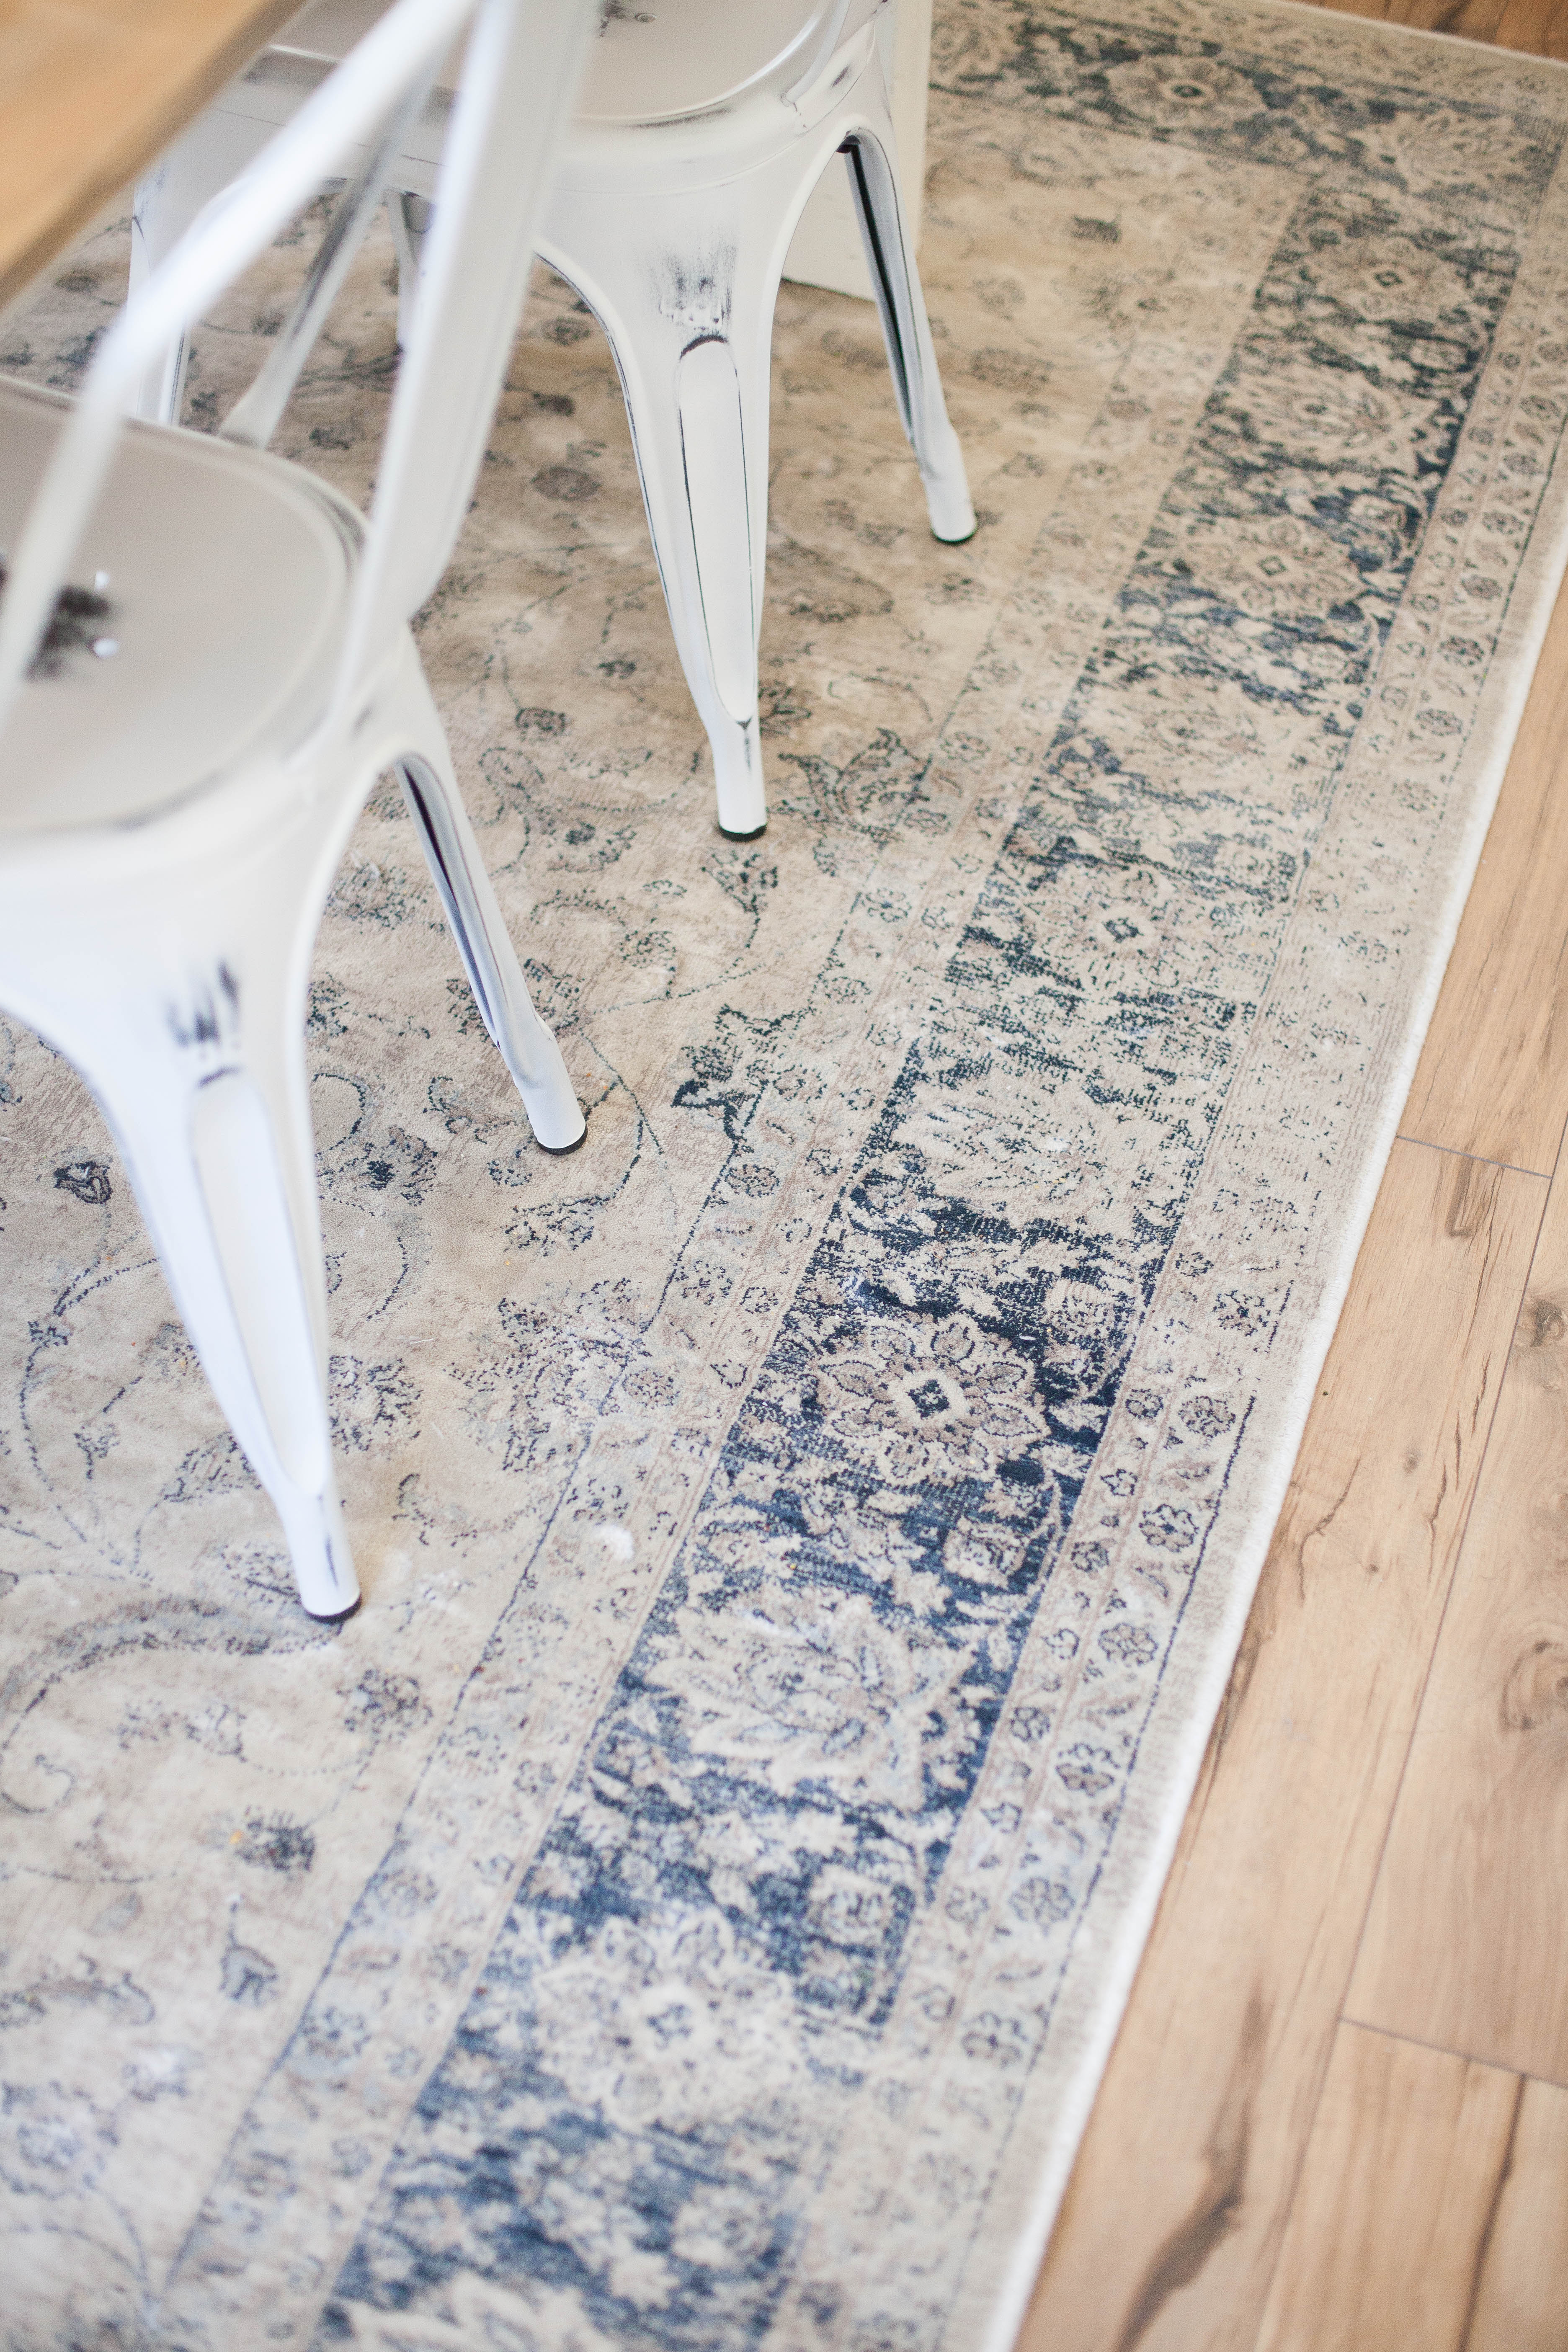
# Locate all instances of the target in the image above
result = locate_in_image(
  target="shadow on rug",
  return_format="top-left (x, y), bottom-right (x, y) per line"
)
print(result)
top-left (5, 1), bottom-right (1568, 2346)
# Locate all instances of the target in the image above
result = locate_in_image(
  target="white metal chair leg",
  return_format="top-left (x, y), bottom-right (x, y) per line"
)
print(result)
top-left (24, 830), bottom-right (363, 1621)
top-left (543, 178), bottom-right (788, 838)
top-left (175, 1054), bottom-right (357, 1620)
top-left (842, 123), bottom-right (975, 544)
top-left (377, 638), bottom-right (585, 1149)
top-left (127, 173), bottom-right (190, 426)
top-left (129, 109), bottom-right (275, 423)
top-left (401, 755), bottom-right (585, 1148)
top-left (386, 189), bottom-right (433, 349)
top-left (402, 805), bottom-right (584, 1163)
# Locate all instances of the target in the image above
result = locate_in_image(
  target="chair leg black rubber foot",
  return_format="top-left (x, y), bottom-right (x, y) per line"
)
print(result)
top-left (718, 820), bottom-right (768, 841)
top-left (537, 1121), bottom-right (588, 1156)
top-left (307, 1595), bottom-right (363, 1625)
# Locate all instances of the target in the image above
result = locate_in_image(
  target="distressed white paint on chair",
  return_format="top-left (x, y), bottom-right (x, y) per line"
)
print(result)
top-left (0, 0), bottom-right (595, 1620)
top-left (130, 0), bottom-right (975, 840)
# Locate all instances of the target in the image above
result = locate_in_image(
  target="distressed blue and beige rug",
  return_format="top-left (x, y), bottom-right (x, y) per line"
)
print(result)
top-left (6, 2), bottom-right (1568, 2346)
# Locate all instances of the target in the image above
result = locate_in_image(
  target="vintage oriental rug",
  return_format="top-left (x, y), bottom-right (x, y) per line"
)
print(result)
top-left (6, 1), bottom-right (1568, 2345)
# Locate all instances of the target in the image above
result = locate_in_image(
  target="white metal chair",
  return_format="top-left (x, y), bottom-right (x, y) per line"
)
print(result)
top-left (130, 0), bottom-right (976, 841)
top-left (0, 0), bottom-right (596, 1620)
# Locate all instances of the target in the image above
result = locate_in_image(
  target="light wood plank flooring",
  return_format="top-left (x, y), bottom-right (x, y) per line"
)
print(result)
top-left (1021, 2), bottom-right (1568, 2342)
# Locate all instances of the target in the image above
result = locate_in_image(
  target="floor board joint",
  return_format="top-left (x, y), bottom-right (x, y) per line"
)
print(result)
top-left (1393, 1130), bottom-right (1551, 1181)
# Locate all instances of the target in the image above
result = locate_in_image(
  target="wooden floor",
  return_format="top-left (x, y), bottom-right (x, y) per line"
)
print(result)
top-left (1022, 3), bottom-right (1568, 2346)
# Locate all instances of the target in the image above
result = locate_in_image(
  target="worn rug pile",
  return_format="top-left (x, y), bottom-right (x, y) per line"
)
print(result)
top-left (6, 2), bottom-right (1568, 2346)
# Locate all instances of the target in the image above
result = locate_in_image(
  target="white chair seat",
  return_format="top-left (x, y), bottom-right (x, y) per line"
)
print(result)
top-left (273, 0), bottom-right (833, 120)
top-left (0, 380), bottom-right (355, 835)
top-left (581, 0), bottom-right (830, 121)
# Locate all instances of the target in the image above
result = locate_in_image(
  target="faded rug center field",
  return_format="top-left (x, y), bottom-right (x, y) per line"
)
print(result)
top-left (6, 3), bottom-right (1568, 2347)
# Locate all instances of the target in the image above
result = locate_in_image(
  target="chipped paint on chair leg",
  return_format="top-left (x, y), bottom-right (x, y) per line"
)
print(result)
top-left (50, 895), bottom-right (361, 1621)
top-left (843, 122), bottom-right (975, 544)
top-left (675, 332), bottom-right (766, 838)
top-left (384, 633), bottom-right (585, 1150)
top-left (399, 750), bottom-right (587, 1150)
top-left (542, 178), bottom-right (794, 841)
top-left (188, 1061), bottom-right (358, 1619)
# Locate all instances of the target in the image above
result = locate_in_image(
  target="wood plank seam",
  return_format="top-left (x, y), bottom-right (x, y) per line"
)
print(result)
top-left (1394, 1130), bottom-right (1556, 1182)
top-left (1333, 2014), bottom-right (1568, 2091)
top-left (1336, 1133), bottom-right (1555, 1961)
top-left (1252, 2025), bottom-right (1526, 2352)
top-left (1334, 1121), bottom-right (1568, 2079)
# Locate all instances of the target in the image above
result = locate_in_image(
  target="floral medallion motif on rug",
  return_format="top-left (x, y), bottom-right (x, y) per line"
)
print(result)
top-left (5, 3), bottom-right (1568, 2347)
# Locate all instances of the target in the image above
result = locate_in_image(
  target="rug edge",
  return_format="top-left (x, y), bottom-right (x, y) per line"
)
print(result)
top-left (971, 328), bottom-right (1568, 2352)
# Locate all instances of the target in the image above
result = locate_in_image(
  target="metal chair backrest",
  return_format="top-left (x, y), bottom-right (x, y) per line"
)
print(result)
top-left (0, 0), bottom-right (593, 736)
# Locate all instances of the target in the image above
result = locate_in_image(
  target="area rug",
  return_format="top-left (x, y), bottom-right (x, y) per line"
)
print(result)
top-left (5, 2), bottom-right (1568, 2346)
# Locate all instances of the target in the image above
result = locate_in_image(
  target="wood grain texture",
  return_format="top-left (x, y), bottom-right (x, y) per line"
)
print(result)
top-left (1349, 1165), bottom-right (1568, 2082)
top-left (1466, 2076), bottom-right (1568, 2351)
top-left (1401, 570), bottom-right (1568, 1174)
top-left (1490, 0), bottom-right (1568, 49)
top-left (0, 0), bottom-right (302, 315)
top-left (1302, 0), bottom-right (1568, 54)
top-left (1018, 1143), bottom-right (1544, 2352)
top-left (1252, 2026), bottom-right (1522, 2352)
